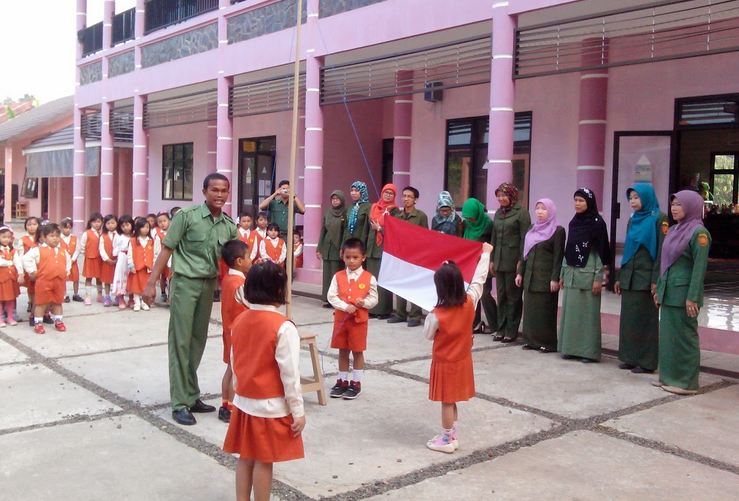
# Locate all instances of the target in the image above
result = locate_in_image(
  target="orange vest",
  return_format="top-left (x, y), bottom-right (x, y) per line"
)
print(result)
top-left (239, 228), bottom-right (261, 256)
top-left (231, 309), bottom-right (289, 399)
top-left (264, 238), bottom-right (285, 263)
top-left (0, 247), bottom-right (18, 283)
top-left (102, 233), bottom-right (114, 260)
top-left (432, 296), bottom-right (475, 363)
top-left (38, 246), bottom-right (67, 280)
top-left (131, 238), bottom-right (154, 272)
top-left (334, 269), bottom-right (372, 324)
top-left (85, 230), bottom-right (100, 259)
top-left (22, 235), bottom-right (36, 253)
top-left (221, 273), bottom-right (247, 335)
top-left (61, 235), bottom-right (78, 257)
top-left (294, 242), bottom-right (303, 268)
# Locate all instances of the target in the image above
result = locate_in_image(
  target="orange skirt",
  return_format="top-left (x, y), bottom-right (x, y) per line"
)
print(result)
top-left (429, 355), bottom-right (475, 403)
top-left (127, 269), bottom-right (150, 295)
top-left (83, 257), bottom-right (102, 280)
top-left (68, 262), bottom-right (80, 283)
top-left (223, 408), bottom-right (304, 463)
top-left (100, 261), bottom-right (116, 285)
top-left (0, 278), bottom-right (20, 301)
top-left (24, 272), bottom-right (35, 295)
top-left (35, 277), bottom-right (66, 305)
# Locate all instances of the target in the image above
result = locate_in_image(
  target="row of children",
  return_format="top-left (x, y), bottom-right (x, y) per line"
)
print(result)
top-left (231, 211), bottom-right (303, 270)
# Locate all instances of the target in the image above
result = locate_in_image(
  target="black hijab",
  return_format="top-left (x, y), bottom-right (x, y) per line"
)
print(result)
top-left (565, 187), bottom-right (611, 268)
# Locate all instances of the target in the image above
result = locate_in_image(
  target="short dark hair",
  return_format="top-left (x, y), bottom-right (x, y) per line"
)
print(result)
top-left (39, 223), bottom-right (61, 240)
top-left (146, 213), bottom-right (157, 221)
top-left (86, 212), bottom-right (103, 229)
top-left (278, 179), bottom-right (290, 188)
top-left (170, 206), bottom-right (181, 217)
top-left (403, 186), bottom-right (419, 199)
top-left (222, 239), bottom-right (249, 268)
top-left (117, 214), bottom-right (134, 234)
top-left (257, 211), bottom-right (269, 221)
top-left (245, 261), bottom-right (287, 305)
top-left (434, 261), bottom-right (466, 308)
top-left (341, 237), bottom-right (365, 254)
top-left (203, 172), bottom-right (230, 190)
top-left (239, 211), bottom-right (254, 220)
top-left (267, 222), bottom-right (280, 233)
top-left (157, 211), bottom-right (171, 220)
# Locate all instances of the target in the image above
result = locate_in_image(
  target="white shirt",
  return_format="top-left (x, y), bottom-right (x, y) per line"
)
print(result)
top-left (22, 244), bottom-right (72, 275)
top-left (237, 228), bottom-right (260, 261)
top-left (256, 227), bottom-right (267, 239)
top-left (0, 244), bottom-right (24, 276)
top-left (60, 234), bottom-right (80, 262)
top-left (112, 233), bottom-right (131, 258)
top-left (228, 268), bottom-right (247, 306)
top-left (232, 303), bottom-right (305, 418)
top-left (126, 236), bottom-right (161, 272)
top-left (327, 266), bottom-right (379, 312)
top-left (259, 236), bottom-right (287, 264)
top-left (98, 232), bottom-right (116, 262)
top-left (423, 251), bottom-right (490, 341)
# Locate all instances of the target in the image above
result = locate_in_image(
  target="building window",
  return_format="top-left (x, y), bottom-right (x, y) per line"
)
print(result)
top-left (710, 152), bottom-right (738, 206)
top-left (238, 136), bottom-right (276, 217)
top-left (162, 143), bottom-right (193, 201)
top-left (444, 112), bottom-right (532, 208)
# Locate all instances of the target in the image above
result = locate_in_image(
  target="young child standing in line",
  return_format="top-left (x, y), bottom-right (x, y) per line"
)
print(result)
top-left (255, 211), bottom-right (269, 239)
top-left (259, 223), bottom-right (286, 266)
top-left (219, 239), bottom-right (252, 423)
top-left (156, 212), bottom-right (172, 302)
top-left (237, 212), bottom-right (261, 261)
top-left (423, 242), bottom-right (492, 454)
top-left (20, 216), bottom-right (40, 313)
top-left (23, 224), bottom-right (71, 334)
top-left (327, 238), bottom-right (378, 400)
top-left (0, 226), bottom-right (23, 327)
top-left (79, 212), bottom-right (104, 306)
top-left (146, 213), bottom-right (159, 240)
top-left (60, 218), bottom-right (83, 303)
top-left (293, 231), bottom-right (304, 270)
top-left (223, 261), bottom-right (305, 501)
top-left (127, 217), bottom-right (159, 312)
top-left (111, 215), bottom-right (134, 309)
top-left (99, 214), bottom-right (118, 307)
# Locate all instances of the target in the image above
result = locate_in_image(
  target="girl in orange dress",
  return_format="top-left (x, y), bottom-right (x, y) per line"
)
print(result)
top-left (20, 217), bottom-right (40, 313)
top-left (98, 214), bottom-right (118, 307)
top-left (223, 261), bottom-right (305, 501)
top-left (60, 218), bottom-right (83, 303)
top-left (79, 212), bottom-right (103, 305)
top-left (423, 242), bottom-right (492, 454)
top-left (0, 226), bottom-right (23, 327)
top-left (127, 217), bottom-right (159, 312)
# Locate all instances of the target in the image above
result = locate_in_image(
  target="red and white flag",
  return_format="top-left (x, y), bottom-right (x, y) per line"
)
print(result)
top-left (378, 216), bottom-right (483, 311)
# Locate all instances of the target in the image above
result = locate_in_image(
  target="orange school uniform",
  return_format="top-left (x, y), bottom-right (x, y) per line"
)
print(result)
top-left (157, 229), bottom-right (171, 280)
top-left (100, 233), bottom-right (116, 285)
top-left (21, 235), bottom-right (37, 294)
top-left (35, 247), bottom-right (68, 305)
top-left (330, 269), bottom-right (372, 352)
top-left (223, 309), bottom-right (304, 463)
top-left (60, 235), bottom-right (80, 283)
top-left (238, 228), bottom-right (262, 261)
top-left (262, 237), bottom-right (286, 265)
top-left (429, 296), bottom-right (476, 403)
top-left (220, 271), bottom-right (247, 364)
top-left (127, 238), bottom-right (154, 294)
top-left (82, 229), bottom-right (102, 279)
top-left (0, 247), bottom-right (21, 301)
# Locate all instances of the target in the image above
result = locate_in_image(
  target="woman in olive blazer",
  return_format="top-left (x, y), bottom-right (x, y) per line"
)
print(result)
top-left (516, 199), bottom-right (565, 352)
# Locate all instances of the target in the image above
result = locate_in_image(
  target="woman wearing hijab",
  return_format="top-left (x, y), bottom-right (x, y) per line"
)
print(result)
top-left (614, 183), bottom-right (668, 374)
top-left (515, 199), bottom-right (565, 352)
top-left (462, 198), bottom-right (497, 334)
top-left (317, 190), bottom-right (347, 306)
top-left (654, 190), bottom-right (711, 395)
top-left (343, 181), bottom-right (371, 244)
top-left (366, 184), bottom-right (398, 318)
top-left (431, 191), bottom-right (463, 236)
top-left (559, 187), bottom-right (611, 363)
top-left (490, 183), bottom-right (531, 342)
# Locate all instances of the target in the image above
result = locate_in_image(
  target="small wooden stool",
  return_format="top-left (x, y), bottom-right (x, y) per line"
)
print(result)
top-left (299, 331), bottom-right (327, 406)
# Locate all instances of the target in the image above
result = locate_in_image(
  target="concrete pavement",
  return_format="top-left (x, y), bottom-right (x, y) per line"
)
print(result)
top-left (1, 293), bottom-right (738, 500)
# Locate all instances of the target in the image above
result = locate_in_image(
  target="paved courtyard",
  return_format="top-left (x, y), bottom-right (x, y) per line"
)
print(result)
top-left (1, 294), bottom-right (738, 500)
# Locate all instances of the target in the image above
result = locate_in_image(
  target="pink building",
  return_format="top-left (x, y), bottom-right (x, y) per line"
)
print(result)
top-left (8, 0), bottom-right (739, 284)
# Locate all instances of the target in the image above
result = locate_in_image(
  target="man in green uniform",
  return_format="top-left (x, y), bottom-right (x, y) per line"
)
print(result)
top-left (144, 173), bottom-right (237, 425)
top-left (259, 179), bottom-right (305, 238)
top-left (387, 186), bottom-right (429, 327)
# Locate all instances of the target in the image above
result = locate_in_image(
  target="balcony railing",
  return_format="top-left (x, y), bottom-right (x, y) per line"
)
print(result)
top-left (145, 0), bottom-right (219, 35)
top-left (112, 7), bottom-right (136, 45)
top-left (78, 21), bottom-right (103, 57)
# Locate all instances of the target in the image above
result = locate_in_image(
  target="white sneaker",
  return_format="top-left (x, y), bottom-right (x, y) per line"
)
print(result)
top-left (141, 302), bottom-right (150, 311)
top-left (133, 303), bottom-right (141, 312)
top-left (426, 434), bottom-right (456, 454)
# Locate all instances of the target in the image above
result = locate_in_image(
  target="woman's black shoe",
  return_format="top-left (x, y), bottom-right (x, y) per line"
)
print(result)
top-left (521, 344), bottom-right (535, 350)
top-left (618, 363), bottom-right (635, 370)
top-left (493, 335), bottom-right (504, 342)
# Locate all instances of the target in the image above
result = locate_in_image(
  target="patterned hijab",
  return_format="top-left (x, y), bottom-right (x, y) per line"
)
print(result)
top-left (565, 187), bottom-right (611, 268)
top-left (660, 190), bottom-right (705, 276)
top-left (462, 198), bottom-right (493, 242)
top-left (432, 191), bottom-right (457, 227)
top-left (495, 183), bottom-right (519, 214)
top-left (622, 183), bottom-right (660, 265)
top-left (523, 198), bottom-right (559, 258)
top-left (347, 181), bottom-right (369, 236)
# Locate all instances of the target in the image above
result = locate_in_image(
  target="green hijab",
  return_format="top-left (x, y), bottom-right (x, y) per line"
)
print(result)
top-left (324, 190), bottom-right (347, 247)
top-left (462, 198), bottom-right (493, 242)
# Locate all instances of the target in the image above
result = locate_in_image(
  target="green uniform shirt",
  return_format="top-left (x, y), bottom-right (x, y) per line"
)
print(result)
top-left (393, 207), bottom-right (429, 229)
top-left (162, 203), bottom-right (237, 279)
top-left (618, 213), bottom-right (668, 290)
top-left (656, 227), bottom-right (711, 307)
top-left (518, 226), bottom-right (566, 292)
top-left (491, 204), bottom-right (531, 272)
top-left (268, 197), bottom-right (303, 235)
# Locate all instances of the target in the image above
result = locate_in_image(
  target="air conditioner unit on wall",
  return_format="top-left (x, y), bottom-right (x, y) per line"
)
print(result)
top-left (424, 82), bottom-right (443, 103)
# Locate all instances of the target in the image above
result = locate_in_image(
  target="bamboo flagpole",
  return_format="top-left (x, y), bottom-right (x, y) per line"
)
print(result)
top-left (285, 0), bottom-right (304, 319)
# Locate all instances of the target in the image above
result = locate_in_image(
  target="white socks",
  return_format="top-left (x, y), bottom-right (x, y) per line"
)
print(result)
top-left (351, 369), bottom-right (364, 382)
top-left (339, 371), bottom-right (349, 381)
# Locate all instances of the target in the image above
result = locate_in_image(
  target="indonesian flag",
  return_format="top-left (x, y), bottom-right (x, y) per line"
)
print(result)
top-left (378, 216), bottom-right (483, 311)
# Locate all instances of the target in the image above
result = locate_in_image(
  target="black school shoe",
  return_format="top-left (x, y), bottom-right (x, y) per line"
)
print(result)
top-left (172, 408), bottom-right (196, 426)
top-left (190, 399), bottom-right (216, 413)
top-left (43, 314), bottom-right (54, 324)
top-left (218, 406), bottom-right (231, 423)
top-left (72, 294), bottom-right (84, 302)
top-left (330, 379), bottom-right (349, 398)
top-left (343, 381), bottom-right (361, 400)
top-left (631, 367), bottom-right (654, 374)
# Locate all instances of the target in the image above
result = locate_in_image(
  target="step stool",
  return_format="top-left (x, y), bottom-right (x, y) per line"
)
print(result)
top-left (299, 330), bottom-right (327, 406)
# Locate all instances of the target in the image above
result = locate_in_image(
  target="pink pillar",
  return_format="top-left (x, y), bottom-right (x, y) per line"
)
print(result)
top-left (100, 101), bottom-right (115, 215)
top-left (392, 70), bottom-right (413, 189)
top-left (216, 76), bottom-right (234, 215)
top-left (132, 94), bottom-right (148, 216)
top-left (134, 0), bottom-right (145, 70)
top-left (72, 106), bottom-right (87, 228)
top-left (3, 146), bottom-right (12, 222)
top-left (486, 8), bottom-right (517, 210)
top-left (102, 0), bottom-right (114, 79)
top-left (576, 40), bottom-right (609, 204)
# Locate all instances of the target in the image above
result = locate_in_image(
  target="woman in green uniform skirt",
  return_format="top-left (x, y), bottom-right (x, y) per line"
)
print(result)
top-left (317, 190), bottom-right (346, 306)
top-left (366, 183), bottom-right (398, 319)
top-left (558, 187), bottom-right (611, 363)
top-left (654, 190), bottom-right (711, 395)
top-left (462, 198), bottom-right (497, 334)
top-left (491, 183), bottom-right (530, 342)
top-left (615, 183), bottom-right (667, 374)
top-left (515, 198), bottom-right (565, 352)
top-left (343, 181), bottom-right (371, 244)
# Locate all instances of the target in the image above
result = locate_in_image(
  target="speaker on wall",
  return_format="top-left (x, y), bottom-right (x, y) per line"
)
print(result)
top-left (424, 81), bottom-right (443, 102)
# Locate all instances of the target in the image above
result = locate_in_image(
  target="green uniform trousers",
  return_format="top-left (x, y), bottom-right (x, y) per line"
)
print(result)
top-left (168, 274), bottom-right (217, 411)
top-left (658, 305), bottom-right (700, 391)
top-left (394, 296), bottom-right (423, 321)
top-left (495, 270), bottom-right (522, 339)
top-left (321, 259), bottom-right (344, 303)
top-left (366, 256), bottom-right (392, 316)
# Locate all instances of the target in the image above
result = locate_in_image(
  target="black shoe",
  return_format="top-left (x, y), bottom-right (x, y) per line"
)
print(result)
top-left (160, 293), bottom-right (168, 303)
top-left (618, 363), bottom-right (635, 370)
top-left (387, 315), bottom-right (406, 324)
top-left (64, 296), bottom-right (71, 303)
top-left (343, 381), bottom-right (361, 400)
top-left (561, 354), bottom-right (577, 360)
top-left (190, 399), bottom-right (216, 413)
top-left (493, 335), bottom-right (504, 342)
top-left (580, 358), bottom-right (598, 364)
top-left (218, 406), bottom-right (231, 423)
top-left (407, 319), bottom-right (422, 328)
top-left (72, 294), bottom-right (84, 302)
top-left (29, 316), bottom-right (35, 327)
top-left (43, 314), bottom-right (54, 324)
top-left (322, 303), bottom-right (333, 309)
top-left (330, 379), bottom-right (349, 398)
top-left (501, 336), bottom-right (516, 343)
top-left (26, 304), bottom-right (32, 313)
top-left (631, 367), bottom-right (654, 374)
top-left (374, 313), bottom-right (391, 320)
top-left (539, 347), bottom-right (554, 353)
top-left (522, 344), bottom-right (536, 350)
top-left (172, 408), bottom-right (196, 425)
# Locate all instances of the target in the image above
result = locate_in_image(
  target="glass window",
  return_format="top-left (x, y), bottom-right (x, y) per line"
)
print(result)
top-left (710, 152), bottom-right (738, 206)
top-left (162, 143), bottom-right (193, 201)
